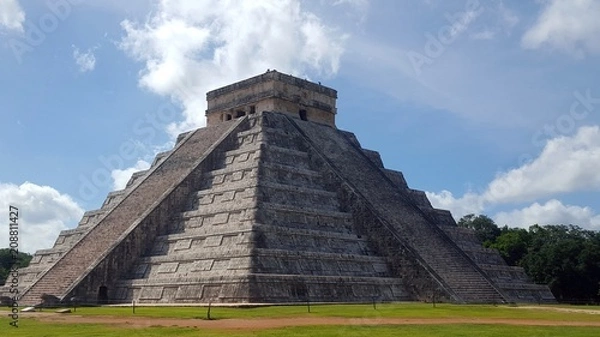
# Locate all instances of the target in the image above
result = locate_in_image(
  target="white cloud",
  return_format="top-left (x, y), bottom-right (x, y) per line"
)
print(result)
top-left (0, 0), bottom-right (25, 31)
top-left (522, 0), bottom-right (600, 57)
top-left (494, 199), bottom-right (600, 230)
top-left (484, 126), bottom-right (600, 204)
top-left (426, 190), bottom-right (485, 218)
top-left (0, 182), bottom-right (84, 253)
top-left (72, 46), bottom-right (97, 73)
top-left (119, 0), bottom-right (347, 137)
top-left (427, 126), bottom-right (600, 229)
top-left (110, 159), bottom-right (151, 190)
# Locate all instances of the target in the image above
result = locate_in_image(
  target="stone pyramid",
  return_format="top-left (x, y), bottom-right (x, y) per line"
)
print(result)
top-left (7, 71), bottom-right (554, 305)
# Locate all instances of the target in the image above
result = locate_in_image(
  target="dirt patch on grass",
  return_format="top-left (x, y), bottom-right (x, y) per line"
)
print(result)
top-left (21, 312), bottom-right (600, 330)
top-left (514, 306), bottom-right (600, 315)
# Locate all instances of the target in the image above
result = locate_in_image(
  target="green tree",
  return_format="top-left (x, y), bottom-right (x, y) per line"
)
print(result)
top-left (457, 214), bottom-right (501, 245)
top-left (488, 226), bottom-right (530, 266)
top-left (520, 225), bottom-right (600, 302)
top-left (0, 248), bottom-right (32, 286)
top-left (462, 216), bottom-right (600, 302)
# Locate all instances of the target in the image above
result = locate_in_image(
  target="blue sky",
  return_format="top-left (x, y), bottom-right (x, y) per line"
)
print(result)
top-left (1, 0), bottom-right (599, 253)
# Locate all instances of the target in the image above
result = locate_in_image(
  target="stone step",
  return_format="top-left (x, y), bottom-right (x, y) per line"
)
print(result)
top-left (101, 190), bottom-right (127, 209)
top-left (125, 169), bottom-right (149, 188)
top-left (193, 188), bottom-right (256, 213)
top-left (148, 232), bottom-right (254, 255)
top-left (201, 163), bottom-right (258, 184)
top-left (254, 248), bottom-right (387, 263)
top-left (156, 227), bottom-right (254, 242)
top-left (255, 230), bottom-right (369, 255)
top-left (196, 180), bottom-right (257, 197)
top-left (290, 118), bottom-right (507, 303)
top-left (116, 273), bottom-right (404, 289)
top-left (261, 162), bottom-right (320, 177)
top-left (19, 119), bottom-right (243, 305)
top-left (76, 209), bottom-right (106, 227)
top-left (262, 144), bottom-right (311, 168)
top-left (260, 202), bottom-right (352, 219)
top-left (123, 269), bottom-right (253, 285)
top-left (259, 180), bottom-right (337, 198)
top-left (234, 124), bottom-right (284, 146)
top-left (259, 162), bottom-right (325, 190)
top-left (262, 129), bottom-right (311, 152)
top-left (220, 145), bottom-right (261, 167)
top-left (137, 248), bottom-right (253, 265)
top-left (172, 220), bottom-right (254, 236)
top-left (223, 142), bottom-right (261, 157)
top-left (257, 188), bottom-right (339, 213)
top-left (254, 223), bottom-right (364, 241)
top-left (181, 199), bottom-right (255, 218)
top-left (58, 227), bottom-right (91, 236)
top-left (236, 121), bottom-right (288, 138)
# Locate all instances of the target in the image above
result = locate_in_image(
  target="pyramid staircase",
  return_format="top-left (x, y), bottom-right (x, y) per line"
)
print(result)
top-left (281, 114), bottom-right (507, 303)
top-left (113, 112), bottom-right (407, 303)
top-left (439, 225), bottom-right (555, 302)
top-left (16, 119), bottom-right (244, 305)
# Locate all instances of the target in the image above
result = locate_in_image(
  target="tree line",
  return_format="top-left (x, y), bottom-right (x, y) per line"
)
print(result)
top-left (458, 214), bottom-right (600, 303)
top-left (0, 248), bottom-right (32, 286)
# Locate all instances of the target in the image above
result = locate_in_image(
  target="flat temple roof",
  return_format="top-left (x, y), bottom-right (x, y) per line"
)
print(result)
top-left (206, 70), bottom-right (338, 100)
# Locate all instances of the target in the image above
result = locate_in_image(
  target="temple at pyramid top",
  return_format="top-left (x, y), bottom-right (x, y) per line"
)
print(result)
top-left (206, 70), bottom-right (338, 127)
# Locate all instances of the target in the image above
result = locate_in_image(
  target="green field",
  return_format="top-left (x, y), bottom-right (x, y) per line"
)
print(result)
top-left (2, 303), bottom-right (599, 337)
top-left (19, 302), bottom-right (599, 321)
top-left (1, 321), bottom-right (598, 337)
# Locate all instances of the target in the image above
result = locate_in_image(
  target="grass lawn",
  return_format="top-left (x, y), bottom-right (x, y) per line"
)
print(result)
top-left (0, 319), bottom-right (598, 337)
top-left (7, 302), bottom-right (596, 322)
top-left (1, 303), bottom-right (598, 336)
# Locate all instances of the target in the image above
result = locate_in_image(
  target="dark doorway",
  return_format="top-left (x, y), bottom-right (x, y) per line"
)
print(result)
top-left (97, 286), bottom-right (109, 304)
top-left (299, 109), bottom-right (308, 121)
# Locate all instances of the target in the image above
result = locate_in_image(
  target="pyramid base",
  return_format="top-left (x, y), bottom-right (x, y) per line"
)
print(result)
top-left (79, 275), bottom-right (413, 305)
